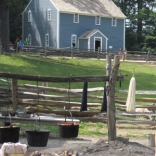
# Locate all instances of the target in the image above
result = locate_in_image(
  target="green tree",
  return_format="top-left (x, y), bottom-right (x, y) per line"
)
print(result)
top-left (9, 0), bottom-right (30, 43)
top-left (0, 0), bottom-right (10, 52)
top-left (113, 0), bottom-right (156, 52)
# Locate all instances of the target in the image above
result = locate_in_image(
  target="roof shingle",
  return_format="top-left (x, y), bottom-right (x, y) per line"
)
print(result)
top-left (51, 0), bottom-right (126, 18)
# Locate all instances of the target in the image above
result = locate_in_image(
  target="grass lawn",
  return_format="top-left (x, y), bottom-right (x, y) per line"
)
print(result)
top-left (0, 53), bottom-right (156, 137)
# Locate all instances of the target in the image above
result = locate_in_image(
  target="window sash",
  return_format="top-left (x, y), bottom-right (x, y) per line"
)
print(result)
top-left (74, 14), bottom-right (79, 23)
top-left (47, 9), bottom-right (51, 21)
top-left (112, 18), bottom-right (117, 26)
top-left (71, 35), bottom-right (77, 47)
top-left (45, 34), bottom-right (49, 47)
top-left (96, 16), bottom-right (100, 25)
top-left (28, 11), bottom-right (31, 22)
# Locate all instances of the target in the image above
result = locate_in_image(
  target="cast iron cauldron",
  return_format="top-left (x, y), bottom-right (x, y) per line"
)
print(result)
top-left (0, 126), bottom-right (20, 144)
top-left (25, 130), bottom-right (50, 147)
top-left (58, 110), bottom-right (79, 138)
top-left (58, 122), bottom-right (79, 138)
top-left (25, 116), bottom-right (50, 147)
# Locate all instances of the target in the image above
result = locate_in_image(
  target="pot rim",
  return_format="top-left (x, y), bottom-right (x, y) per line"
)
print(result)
top-left (0, 126), bottom-right (20, 129)
top-left (25, 130), bottom-right (50, 132)
top-left (58, 122), bottom-right (79, 126)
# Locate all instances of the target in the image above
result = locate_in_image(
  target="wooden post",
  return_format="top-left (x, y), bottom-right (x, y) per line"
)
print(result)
top-left (42, 82), bottom-right (48, 108)
top-left (106, 54), bottom-right (112, 76)
top-left (98, 47), bottom-right (100, 60)
top-left (45, 46), bottom-right (47, 57)
top-left (147, 134), bottom-right (155, 147)
top-left (11, 78), bottom-right (18, 111)
top-left (107, 55), bottom-right (120, 141)
top-left (71, 46), bottom-right (73, 58)
top-left (146, 50), bottom-right (150, 63)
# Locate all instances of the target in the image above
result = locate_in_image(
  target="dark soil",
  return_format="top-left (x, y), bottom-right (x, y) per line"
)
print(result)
top-left (33, 137), bottom-right (155, 156)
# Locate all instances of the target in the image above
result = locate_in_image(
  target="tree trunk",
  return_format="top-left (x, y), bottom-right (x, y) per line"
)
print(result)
top-left (0, 0), bottom-right (10, 52)
top-left (137, 0), bottom-right (143, 44)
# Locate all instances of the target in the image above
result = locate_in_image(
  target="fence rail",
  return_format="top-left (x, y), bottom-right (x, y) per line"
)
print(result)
top-left (4, 44), bottom-right (156, 61)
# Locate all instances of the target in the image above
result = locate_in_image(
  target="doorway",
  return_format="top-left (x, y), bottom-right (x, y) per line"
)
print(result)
top-left (95, 38), bottom-right (101, 51)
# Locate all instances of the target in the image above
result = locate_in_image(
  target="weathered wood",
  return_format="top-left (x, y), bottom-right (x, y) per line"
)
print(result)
top-left (116, 90), bottom-right (156, 95)
top-left (26, 107), bottom-right (100, 117)
top-left (18, 99), bottom-right (101, 107)
top-left (116, 119), bottom-right (156, 125)
top-left (18, 85), bottom-right (104, 93)
top-left (0, 72), bottom-right (124, 82)
top-left (116, 97), bottom-right (156, 103)
top-left (11, 79), bottom-right (18, 111)
top-left (116, 111), bottom-right (156, 117)
top-left (107, 55), bottom-right (120, 141)
top-left (18, 91), bottom-right (103, 99)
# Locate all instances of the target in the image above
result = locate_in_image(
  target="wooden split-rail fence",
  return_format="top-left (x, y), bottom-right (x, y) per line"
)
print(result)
top-left (5, 44), bottom-right (156, 61)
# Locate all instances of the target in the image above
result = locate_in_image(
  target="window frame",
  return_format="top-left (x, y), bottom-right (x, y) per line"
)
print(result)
top-left (95, 16), bottom-right (101, 25)
top-left (71, 34), bottom-right (77, 48)
top-left (47, 9), bottom-right (52, 21)
top-left (74, 14), bottom-right (79, 23)
top-left (45, 34), bottom-right (49, 47)
top-left (28, 34), bottom-right (31, 45)
top-left (28, 10), bottom-right (32, 22)
top-left (112, 17), bottom-right (117, 27)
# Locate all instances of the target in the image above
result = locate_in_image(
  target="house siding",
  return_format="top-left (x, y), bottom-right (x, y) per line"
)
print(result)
top-left (79, 39), bottom-right (88, 49)
top-left (23, 0), bottom-right (58, 47)
top-left (59, 13), bottom-right (124, 50)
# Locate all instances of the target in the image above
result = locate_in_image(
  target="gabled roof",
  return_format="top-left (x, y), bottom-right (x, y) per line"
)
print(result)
top-left (50, 0), bottom-right (126, 19)
top-left (79, 29), bottom-right (108, 39)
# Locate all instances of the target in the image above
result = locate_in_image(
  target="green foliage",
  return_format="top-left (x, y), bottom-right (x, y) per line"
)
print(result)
top-left (112, 0), bottom-right (156, 52)
top-left (9, 0), bottom-right (30, 43)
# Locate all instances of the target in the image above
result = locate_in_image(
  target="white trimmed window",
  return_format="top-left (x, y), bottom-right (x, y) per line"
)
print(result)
top-left (74, 14), bottom-right (79, 23)
top-left (45, 34), bottom-right (49, 47)
top-left (71, 34), bottom-right (77, 48)
top-left (112, 18), bottom-right (117, 26)
top-left (28, 11), bottom-right (32, 22)
top-left (95, 16), bottom-right (101, 25)
top-left (28, 34), bottom-right (31, 45)
top-left (47, 9), bottom-right (52, 21)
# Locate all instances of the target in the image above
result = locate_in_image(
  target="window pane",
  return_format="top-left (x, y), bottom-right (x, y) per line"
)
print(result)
top-left (74, 14), bottom-right (79, 23)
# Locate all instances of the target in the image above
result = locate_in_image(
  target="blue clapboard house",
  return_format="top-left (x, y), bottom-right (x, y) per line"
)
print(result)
top-left (22, 0), bottom-right (126, 51)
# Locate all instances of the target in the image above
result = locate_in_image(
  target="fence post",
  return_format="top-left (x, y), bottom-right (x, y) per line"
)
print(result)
top-left (146, 50), bottom-right (150, 63)
top-left (42, 82), bottom-right (48, 108)
top-left (11, 78), bottom-right (18, 111)
top-left (98, 47), bottom-right (100, 60)
top-left (71, 46), bottom-right (73, 59)
top-left (107, 55), bottom-right (120, 141)
top-left (44, 46), bottom-right (47, 57)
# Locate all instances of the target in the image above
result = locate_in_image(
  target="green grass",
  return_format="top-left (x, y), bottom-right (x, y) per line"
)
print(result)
top-left (0, 54), bottom-right (156, 137)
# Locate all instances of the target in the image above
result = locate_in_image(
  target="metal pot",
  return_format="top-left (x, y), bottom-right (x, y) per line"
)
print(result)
top-left (25, 116), bottom-right (50, 147)
top-left (0, 126), bottom-right (20, 144)
top-left (58, 110), bottom-right (79, 138)
top-left (25, 130), bottom-right (50, 147)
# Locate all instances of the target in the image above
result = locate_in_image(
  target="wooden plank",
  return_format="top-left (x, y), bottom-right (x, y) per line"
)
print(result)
top-left (115, 97), bottom-right (156, 103)
top-left (18, 85), bottom-right (104, 93)
top-left (116, 111), bottom-right (156, 117)
top-left (0, 72), bottom-right (124, 82)
top-left (18, 99), bottom-right (101, 107)
top-left (18, 91), bottom-right (103, 99)
top-left (116, 119), bottom-right (156, 125)
top-left (26, 107), bottom-right (100, 117)
top-left (116, 90), bottom-right (156, 95)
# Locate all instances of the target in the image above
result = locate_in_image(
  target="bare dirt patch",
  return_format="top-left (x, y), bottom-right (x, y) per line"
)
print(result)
top-left (27, 123), bottom-right (156, 156)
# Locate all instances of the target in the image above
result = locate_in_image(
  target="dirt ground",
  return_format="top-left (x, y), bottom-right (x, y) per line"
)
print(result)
top-left (24, 123), bottom-right (156, 156)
